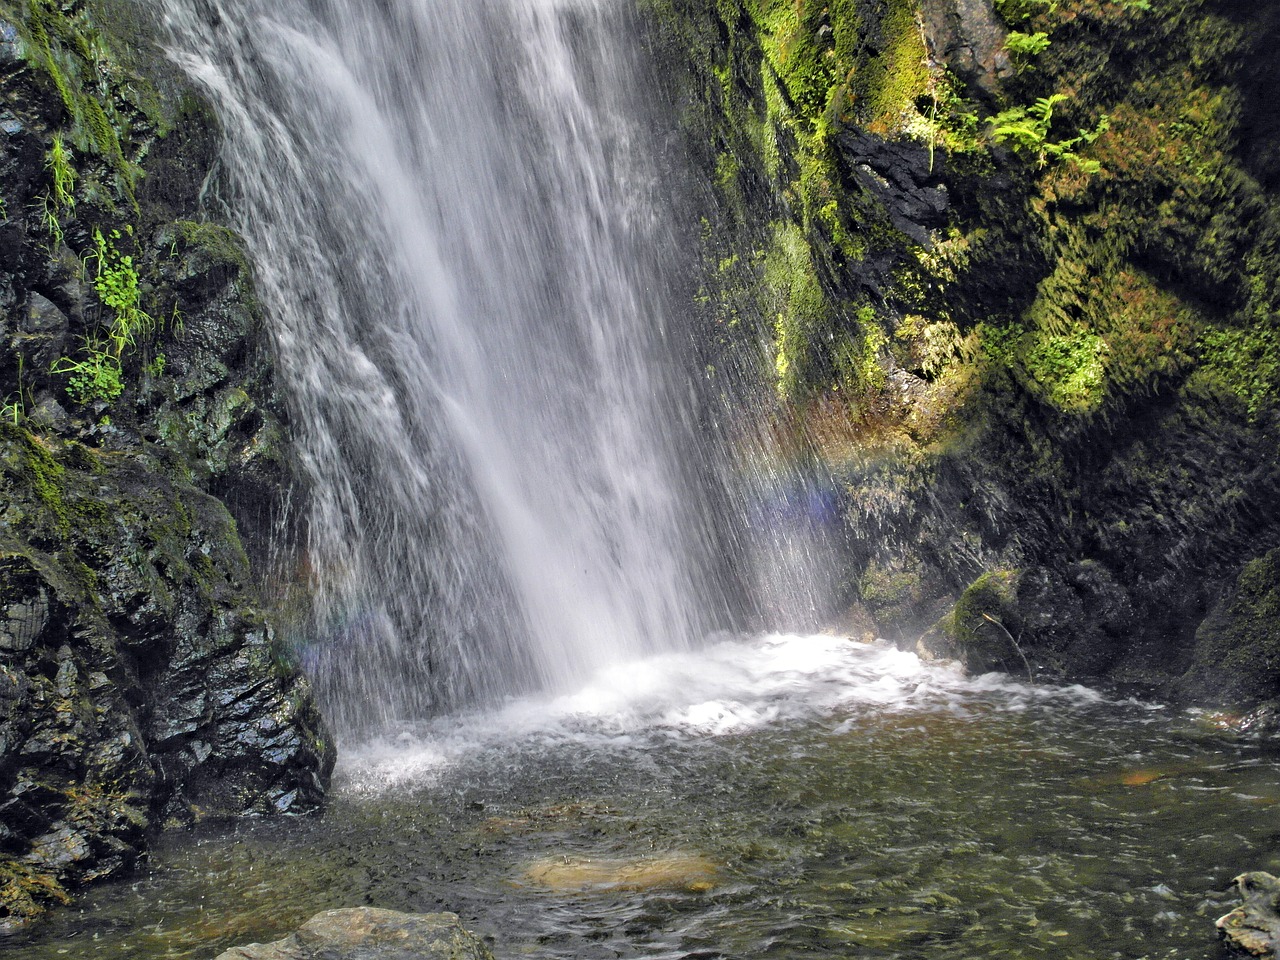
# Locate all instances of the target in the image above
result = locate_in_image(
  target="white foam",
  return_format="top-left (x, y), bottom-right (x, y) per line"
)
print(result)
top-left (337, 633), bottom-right (1107, 791)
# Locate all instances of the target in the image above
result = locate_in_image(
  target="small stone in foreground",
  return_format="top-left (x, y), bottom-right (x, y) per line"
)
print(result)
top-left (214, 907), bottom-right (494, 960)
top-left (1217, 872), bottom-right (1280, 958)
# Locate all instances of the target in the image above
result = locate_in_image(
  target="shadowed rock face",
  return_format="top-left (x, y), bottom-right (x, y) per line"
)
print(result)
top-left (0, 0), bottom-right (332, 927)
top-left (214, 908), bottom-right (495, 960)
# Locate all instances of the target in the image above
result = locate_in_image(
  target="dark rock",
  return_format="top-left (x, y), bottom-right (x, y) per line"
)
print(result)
top-left (834, 128), bottom-right (950, 244)
top-left (0, 0), bottom-right (330, 930)
top-left (214, 908), bottom-right (495, 960)
top-left (1218, 872), bottom-right (1280, 958)
top-left (917, 0), bottom-right (1012, 99)
top-left (1182, 548), bottom-right (1280, 706)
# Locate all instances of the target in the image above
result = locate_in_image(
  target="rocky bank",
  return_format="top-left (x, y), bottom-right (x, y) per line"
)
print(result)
top-left (0, 0), bottom-right (332, 928)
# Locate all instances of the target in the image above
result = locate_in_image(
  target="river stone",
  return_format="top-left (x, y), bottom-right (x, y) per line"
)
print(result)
top-left (213, 908), bottom-right (494, 960)
top-left (523, 852), bottom-right (718, 893)
top-left (1217, 872), bottom-right (1280, 957)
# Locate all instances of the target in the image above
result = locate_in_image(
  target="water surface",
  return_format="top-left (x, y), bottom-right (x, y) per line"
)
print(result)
top-left (6, 635), bottom-right (1271, 959)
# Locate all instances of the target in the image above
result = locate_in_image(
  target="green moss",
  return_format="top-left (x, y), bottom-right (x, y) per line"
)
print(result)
top-left (763, 220), bottom-right (831, 400)
top-left (168, 220), bottom-right (253, 273)
top-left (927, 569), bottom-right (1032, 674)
top-left (1195, 325), bottom-right (1280, 420)
top-left (833, 304), bottom-right (887, 396)
top-left (1020, 329), bottom-right (1107, 413)
top-left (993, 0), bottom-right (1056, 28)
top-left (859, 559), bottom-right (923, 621)
top-left (863, 0), bottom-right (929, 131)
top-left (8, 428), bottom-right (70, 538)
top-left (1186, 548), bottom-right (1280, 703)
top-left (949, 570), bottom-right (1017, 647)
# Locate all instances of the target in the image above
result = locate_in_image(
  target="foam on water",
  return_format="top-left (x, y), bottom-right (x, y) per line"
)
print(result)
top-left (338, 633), bottom-right (1109, 791)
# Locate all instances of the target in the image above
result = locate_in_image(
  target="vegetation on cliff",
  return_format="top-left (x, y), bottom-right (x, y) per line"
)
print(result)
top-left (648, 0), bottom-right (1280, 707)
top-left (0, 0), bottom-right (331, 928)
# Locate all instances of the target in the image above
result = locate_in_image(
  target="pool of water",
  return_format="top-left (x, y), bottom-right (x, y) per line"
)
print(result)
top-left (4, 635), bottom-right (1273, 959)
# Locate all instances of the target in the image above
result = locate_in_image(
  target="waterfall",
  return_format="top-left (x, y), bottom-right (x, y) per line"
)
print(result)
top-left (156, 0), bottom-right (840, 736)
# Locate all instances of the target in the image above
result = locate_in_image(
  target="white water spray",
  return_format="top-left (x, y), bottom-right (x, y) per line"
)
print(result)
top-left (156, 0), bottom-right (747, 732)
top-left (155, 0), bottom-right (848, 737)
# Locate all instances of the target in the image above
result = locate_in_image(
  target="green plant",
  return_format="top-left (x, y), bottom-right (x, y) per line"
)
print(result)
top-left (0, 397), bottom-right (21, 424)
top-left (51, 338), bottom-right (123, 405)
top-left (1005, 30), bottom-right (1051, 70)
top-left (52, 228), bottom-right (157, 407)
top-left (46, 134), bottom-right (76, 212)
top-left (145, 353), bottom-right (166, 378)
top-left (2, 355), bottom-right (28, 424)
top-left (991, 94), bottom-right (1110, 172)
top-left (86, 227), bottom-right (155, 355)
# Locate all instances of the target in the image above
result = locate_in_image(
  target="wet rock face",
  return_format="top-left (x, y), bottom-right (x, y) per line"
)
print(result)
top-left (0, 0), bottom-right (332, 929)
top-left (656, 0), bottom-right (1280, 703)
top-left (214, 908), bottom-right (496, 960)
top-left (917, 0), bottom-right (1012, 99)
top-left (1183, 548), bottom-right (1280, 705)
top-left (834, 129), bottom-right (950, 246)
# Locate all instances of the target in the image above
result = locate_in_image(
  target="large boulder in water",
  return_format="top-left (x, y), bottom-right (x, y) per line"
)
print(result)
top-left (214, 908), bottom-right (495, 960)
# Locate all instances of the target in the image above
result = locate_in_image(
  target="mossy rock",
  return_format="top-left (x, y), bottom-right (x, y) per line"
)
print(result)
top-left (917, 568), bottom-right (1028, 674)
top-left (1183, 549), bottom-right (1280, 705)
top-left (0, 0), bottom-right (323, 927)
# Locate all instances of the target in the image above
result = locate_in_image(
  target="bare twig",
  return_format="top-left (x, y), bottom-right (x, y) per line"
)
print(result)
top-left (981, 612), bottom-right (1034, 683)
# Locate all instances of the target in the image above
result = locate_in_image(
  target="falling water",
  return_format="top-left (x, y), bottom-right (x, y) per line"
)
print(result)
top-left (153, 0), bottom-right (854, 740)
top-left (154, 0), bottom-right (767, 733)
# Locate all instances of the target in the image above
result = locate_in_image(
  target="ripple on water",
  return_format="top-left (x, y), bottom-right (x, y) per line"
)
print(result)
top-left (5, 634), bottom-right (1277, 960)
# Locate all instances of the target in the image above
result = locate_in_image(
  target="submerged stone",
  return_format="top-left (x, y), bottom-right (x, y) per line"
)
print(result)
top-left (213, 908), bottom-right (494, 960)
top-left (522, 852), bottom-right (719, 893)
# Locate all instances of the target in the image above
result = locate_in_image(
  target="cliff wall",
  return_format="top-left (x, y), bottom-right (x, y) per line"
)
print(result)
top-left (648, 0), bottom-right (1280, 712)
top-left (0, 0), bottom-right (332, 927)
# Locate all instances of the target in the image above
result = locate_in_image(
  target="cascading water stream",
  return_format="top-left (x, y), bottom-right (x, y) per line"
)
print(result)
top-left (155, 0), bottom-right (833, 736)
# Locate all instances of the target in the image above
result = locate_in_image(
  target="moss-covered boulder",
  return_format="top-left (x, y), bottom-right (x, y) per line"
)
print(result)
top-left (918, 568), bottom-right (1026, 674)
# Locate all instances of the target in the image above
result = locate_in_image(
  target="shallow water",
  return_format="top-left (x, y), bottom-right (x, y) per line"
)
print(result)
top-left (6, 635), bottom-right (1273, 959)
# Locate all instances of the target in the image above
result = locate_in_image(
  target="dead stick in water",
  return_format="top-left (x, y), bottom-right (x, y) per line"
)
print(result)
top-left (981, 613), bottom-right (1035, 683)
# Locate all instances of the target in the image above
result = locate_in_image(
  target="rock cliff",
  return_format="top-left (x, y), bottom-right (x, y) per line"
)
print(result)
top-left (647, 0), bottom-right (1280, 709)
top-left (0, 0), bottom-right (332, 927)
